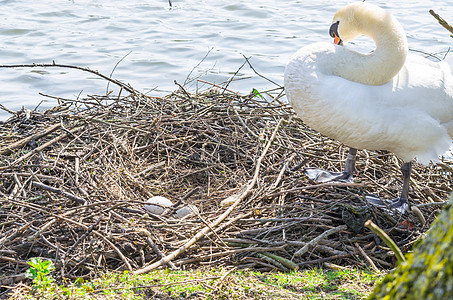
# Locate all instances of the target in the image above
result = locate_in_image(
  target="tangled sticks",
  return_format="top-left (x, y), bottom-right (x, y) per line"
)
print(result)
top-left (0, 75), bottom-right (451, 290)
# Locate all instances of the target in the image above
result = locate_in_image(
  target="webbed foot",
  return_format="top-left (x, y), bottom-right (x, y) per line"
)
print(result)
top-left (304, 147), bottom-right (357, 183)
top-left (304, 168), bottom-right (353, 183)
top-left (366, 194), bottom-right (409, 215)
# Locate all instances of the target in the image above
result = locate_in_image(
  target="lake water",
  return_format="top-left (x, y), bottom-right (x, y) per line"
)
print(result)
top-left (1, 0), bottom-right (453, 120)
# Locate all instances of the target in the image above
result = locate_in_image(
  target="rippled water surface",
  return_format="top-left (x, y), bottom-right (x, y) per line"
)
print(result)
top-left (1, 0), bottom-right (453, 120)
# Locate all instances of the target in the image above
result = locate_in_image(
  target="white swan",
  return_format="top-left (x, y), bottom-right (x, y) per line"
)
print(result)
top-left (284, 2), bottom-right (453, 213)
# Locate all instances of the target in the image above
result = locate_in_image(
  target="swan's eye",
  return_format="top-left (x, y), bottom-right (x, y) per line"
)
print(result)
top-left (329, 21), bottom-right (340, 38)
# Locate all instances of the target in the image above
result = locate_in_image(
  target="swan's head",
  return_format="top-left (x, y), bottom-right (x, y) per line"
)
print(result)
top-left (329, 2), bottom-right (396, 45)
top-left (326, 2), bottom-right (408, 85)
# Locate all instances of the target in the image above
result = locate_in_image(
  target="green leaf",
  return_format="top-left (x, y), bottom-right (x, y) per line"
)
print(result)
top-left (25, 268), bottom-right (37, 280)
top-left (252, 88), bottom-right (264, 99)
top-left (74, 277), bottom-right (84, 286)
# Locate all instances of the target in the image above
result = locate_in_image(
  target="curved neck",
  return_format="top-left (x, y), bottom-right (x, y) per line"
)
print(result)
top-left (333, 11), bottom-right (408, 85)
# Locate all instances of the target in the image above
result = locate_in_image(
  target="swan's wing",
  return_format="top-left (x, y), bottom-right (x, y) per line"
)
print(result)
top-left (393, 54), bottom-right (453, 126)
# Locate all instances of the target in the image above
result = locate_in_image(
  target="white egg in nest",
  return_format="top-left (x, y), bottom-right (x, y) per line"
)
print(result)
top-left (144, 196), bottom-right (173, 215)
top-left (175, 204), bottom-right (199, 218)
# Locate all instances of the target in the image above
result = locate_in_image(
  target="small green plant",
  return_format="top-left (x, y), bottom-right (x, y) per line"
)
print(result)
top-left (252, 88), bottom-right (264, 100)
top-left (25, 257), bottom-right (55, 292)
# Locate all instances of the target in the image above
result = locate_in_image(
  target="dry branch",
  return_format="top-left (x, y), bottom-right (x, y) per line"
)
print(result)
top-left (32, 182), bottom-right (86, 204)
top-left (2, 126), bottom-right (81, 169)
top-left (294, 225), bottom-right (348, 257)
top-left (365, 220), bottom-right (406, 263)
top-left (430, 10), bottom-right (453, 37)
top-left (0, 123), bottom-right (62, 155)
top-left (0, 63), bottom-right (136, 93)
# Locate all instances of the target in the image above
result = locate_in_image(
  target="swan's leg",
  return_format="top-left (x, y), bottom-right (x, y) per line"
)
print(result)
top-left (304, 147), bottom-right (357, 183)
top-left (399, 161), bottom-right (411, 202)
top-left (343, 147), bottom-right (357, 179)
top-left (366, 161), bottom-right (411, 215)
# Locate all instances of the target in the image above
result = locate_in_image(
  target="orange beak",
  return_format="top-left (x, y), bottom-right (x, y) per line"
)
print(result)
top-left (334, 33), bottom-right (341, 45)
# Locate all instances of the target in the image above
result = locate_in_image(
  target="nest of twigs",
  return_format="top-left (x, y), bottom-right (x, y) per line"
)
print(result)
top-left (0, 84), bottom-right (452, 293)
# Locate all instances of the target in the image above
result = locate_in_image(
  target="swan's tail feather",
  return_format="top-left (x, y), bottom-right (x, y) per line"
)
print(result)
top-left (415, 135), bottom-right (452, 166)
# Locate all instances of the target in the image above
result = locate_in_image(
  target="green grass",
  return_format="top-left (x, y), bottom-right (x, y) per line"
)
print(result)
top-left (13, 264), bottom-right (382, 299)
